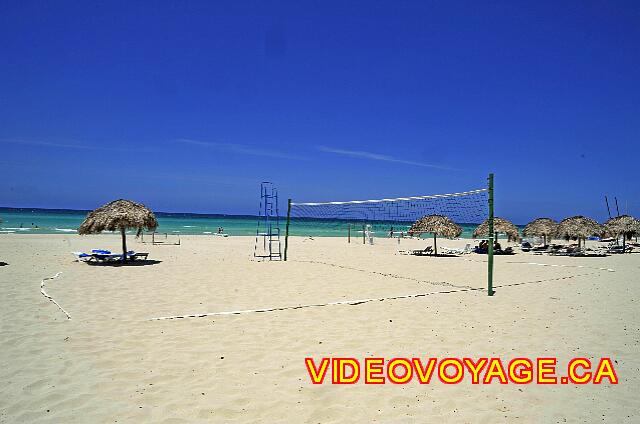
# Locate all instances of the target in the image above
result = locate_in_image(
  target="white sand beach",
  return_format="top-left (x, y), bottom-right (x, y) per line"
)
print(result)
top-left (0, 234), bottom-right (638, 422)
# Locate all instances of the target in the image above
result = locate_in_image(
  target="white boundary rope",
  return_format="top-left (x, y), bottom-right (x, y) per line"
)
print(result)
top-left (462, 257), bottom-right (615, 273)
top-left (291, 188), bottom-right (488, 206)
top-left (507, 261), bottom-right (615, 272)
top-left (147, 269), bottom-right (600, 321)
top-left (40, 272), bottom-right (71, 320)
top-left (149, 289), bottom-right (481, 320)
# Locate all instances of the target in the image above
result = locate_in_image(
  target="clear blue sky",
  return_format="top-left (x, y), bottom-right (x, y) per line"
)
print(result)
top-left (1, 1), bottom-right (638, 223)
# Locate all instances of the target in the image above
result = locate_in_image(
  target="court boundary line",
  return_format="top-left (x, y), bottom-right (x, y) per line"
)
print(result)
top-left (148, 271), bottom-right (599, 321)
top-left (40, 272), bottom-right (71, 320)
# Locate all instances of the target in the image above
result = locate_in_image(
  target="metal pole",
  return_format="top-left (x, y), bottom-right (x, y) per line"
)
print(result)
top-left (605, 196), bottom-right (611, 219)
top-left (363, 224), bottom-right (366, 244)
top-left (487, 173), bottom-right (495, 296)
top-left (615, 197), bottom-right (620, 216)
top-left (433, 233), bottom-right (437, 256)
top-left (348, 224), bottom-right (351, 243)
top-left (284, 199), bottom-right (291, 261)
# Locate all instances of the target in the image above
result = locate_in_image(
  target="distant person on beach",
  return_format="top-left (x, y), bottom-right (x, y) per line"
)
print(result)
top-left (217, 227), bottom-right (224, 234)
top-left (388, 226), bottom-right (394, 237)
top-left (494, 241), bottom-right (502, 251)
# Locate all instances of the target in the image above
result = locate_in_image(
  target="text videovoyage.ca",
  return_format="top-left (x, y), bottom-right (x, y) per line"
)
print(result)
top-left (305, 357), bottom-right (619, 385)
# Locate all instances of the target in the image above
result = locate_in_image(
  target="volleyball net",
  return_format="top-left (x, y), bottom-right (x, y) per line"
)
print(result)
top-left (284, 174), bottom-right (496, 295)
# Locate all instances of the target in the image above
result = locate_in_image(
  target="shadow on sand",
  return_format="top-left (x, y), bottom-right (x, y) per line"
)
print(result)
top-left (86, 260), bottom-right (162, 267)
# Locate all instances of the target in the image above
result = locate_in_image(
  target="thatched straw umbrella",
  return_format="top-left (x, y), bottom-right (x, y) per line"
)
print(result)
top-left (473, 217), bottom-right (519, 242)
top-left (522, 218), bottom-right (558, 246)
top-left (556, 216), bottom-right (602, 249)
top-left (78, 199), bottom-right (157, 262)
top-left (604, 215), bottom-right (640, 252)
top-left (408, 214), bottom-right (462, 255)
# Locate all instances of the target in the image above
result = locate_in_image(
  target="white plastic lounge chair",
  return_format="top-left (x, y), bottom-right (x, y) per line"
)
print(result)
top-left (72, 252), bottom-right (92, 261)
top-left (90, 251), bottom-right (149, 262)
top-left (399, 246), bottom-right (434, 256)
top-left (441, 244), bottom-right (472, 255)
top-left (416, 246), bottom-right (435, 255)
top-left (72, 249), bottom-right (112, 261)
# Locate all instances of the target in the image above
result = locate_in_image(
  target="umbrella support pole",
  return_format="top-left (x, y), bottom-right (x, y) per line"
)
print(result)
top-left (433, 233), bottom-right (437, 256)
top-left (121, 227), bottom-right (127, 263)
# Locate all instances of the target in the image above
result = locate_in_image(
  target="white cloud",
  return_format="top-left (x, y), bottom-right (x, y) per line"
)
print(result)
top-left (176, 138), bottom-right (302, 160)
top-left (0, 138), bottom-right (144, 152)
top-left (317, 146), bottom-right (457, 170)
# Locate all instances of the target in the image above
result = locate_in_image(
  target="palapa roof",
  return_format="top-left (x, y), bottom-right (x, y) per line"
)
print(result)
top-left (522, 218), bottom-right (558, 238)
top-left (604, 215), bottom-right (640, 238)
top-left (78, 199), bottom-right (158, 235)
top-left (473, 217), bottom-right (519, 239)
top-left (556, 216), bottom-right (602, 240)
top-left (408, 214), bottom-right (462, 238)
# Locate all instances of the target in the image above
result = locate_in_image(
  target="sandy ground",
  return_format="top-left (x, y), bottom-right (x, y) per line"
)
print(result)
top-left (0, 234), bottom-right (638, 423)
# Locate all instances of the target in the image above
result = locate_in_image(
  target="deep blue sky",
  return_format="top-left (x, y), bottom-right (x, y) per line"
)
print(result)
top-left (1, 1), bottom-right (638, 223)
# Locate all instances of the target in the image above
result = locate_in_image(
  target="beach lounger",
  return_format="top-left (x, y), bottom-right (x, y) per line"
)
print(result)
top-left (73, 249), bottom-right (112, 261)
top-left (607, 245), bottom-right (633, 254)
top-left (90, 252), bottom-right (122, 262)
top-left (492, 247), bottom-right (516, 255)
top-left (442, 244), bottom-right (472, 255)
top-left (72, 252), bottom-right (92, 261)
top-left (412, 246), bottom-right (434, 256)
top-left (92, 249), bottom-right (112, 254)
top-left (90, 251), bottom-right (149, 262)
top-left (398, 246), bottom-right (434, 256)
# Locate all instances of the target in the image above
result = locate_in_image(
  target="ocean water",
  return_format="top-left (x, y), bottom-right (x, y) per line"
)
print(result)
top-left (0, 207), bottom-right (491, 238)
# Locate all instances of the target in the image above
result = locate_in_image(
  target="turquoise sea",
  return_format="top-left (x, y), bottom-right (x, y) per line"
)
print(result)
top-left (0, 207), bottom-right (500, 238)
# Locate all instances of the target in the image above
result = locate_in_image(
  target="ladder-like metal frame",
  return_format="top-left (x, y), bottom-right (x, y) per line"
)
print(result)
top-left (254, 182), bottom-right (282, 260)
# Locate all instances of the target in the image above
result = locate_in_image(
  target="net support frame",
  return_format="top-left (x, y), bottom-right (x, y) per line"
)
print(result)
top-left (284, 198), bottom-right (291, 261)
top-left (487, 173), bottom-right (495, 296)
top-left (284, 179), bottom-right (494, 286)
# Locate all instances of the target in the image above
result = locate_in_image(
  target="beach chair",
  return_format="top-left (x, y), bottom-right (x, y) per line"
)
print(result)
top-left (90, 252), bottom-right (121, 262)
top-left (398, 246), bottom-right (433, 256)
top-left (442, 243), bottom-right (472, 255)
top-left (551, 246), bottom-right (580, 256)
top-left (71, 252), bottom-right (92, 262)
top-left (129, 252), bottom-right (149, 260)
top-left (607, 245), bottom-right (633, 254)
top-left (72, 249), bottom-right (111, 261)
top-left (570, 248), bottom-right (607, 257)
top-left (92, 251), bottom-right (150, 262)
top-left (411, 246), bottom-right (434, 256)
top-left (92, 249), bottom-right (112, 254)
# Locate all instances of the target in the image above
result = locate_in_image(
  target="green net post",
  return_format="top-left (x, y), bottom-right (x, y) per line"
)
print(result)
top-left (487, 173), bottom-right (495, 296)
top-left (284, 198), bottom-right (291, 261)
